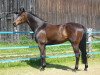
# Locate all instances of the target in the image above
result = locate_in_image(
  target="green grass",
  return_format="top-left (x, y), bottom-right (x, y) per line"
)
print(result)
top-left (0, 37), bottom-right (99, 68)
top-left (0, 57), bottom-right (74, 68)
top-left (0, 40), bottom-right (72, 59)
top-left (0, 54), bottom-right (99, 69)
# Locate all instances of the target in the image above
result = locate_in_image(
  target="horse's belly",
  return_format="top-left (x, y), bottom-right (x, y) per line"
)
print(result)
top-left (47, 36), bottom-right (68, 44)
top-left (47, 31), bottom-right (68, 44)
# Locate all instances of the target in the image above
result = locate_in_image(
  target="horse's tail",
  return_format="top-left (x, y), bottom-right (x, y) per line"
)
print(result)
top-left (79, 30), bottom-right (87, 64)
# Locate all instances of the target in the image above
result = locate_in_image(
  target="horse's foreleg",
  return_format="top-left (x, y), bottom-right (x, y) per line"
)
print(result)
top-left (72, 43), bottom-right (80, 70)
top-left (75, 51), bottom-right (80, 70)
top-left (38, 43), bottom-right (46, 70)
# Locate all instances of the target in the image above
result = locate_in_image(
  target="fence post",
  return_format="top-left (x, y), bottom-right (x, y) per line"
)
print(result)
top-left (87, 28), bottom-right (93, 57)
top-left (13, 14), bottom-right (19, 42)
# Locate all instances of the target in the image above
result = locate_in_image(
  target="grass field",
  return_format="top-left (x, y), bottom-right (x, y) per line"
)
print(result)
top-left (0, 36), bottom-right (99, 68)
top-left (0, 55), bottom-right (100, 75)
top-left (0, 37), bottom-right (99, 75)
top-left (0, 54), bottom-right (99, 68)
top-left (0, 40), bottom-right (72, 59)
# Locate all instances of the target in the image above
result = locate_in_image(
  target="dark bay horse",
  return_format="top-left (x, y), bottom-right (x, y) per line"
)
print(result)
top-left (13, 8), bottom-right (88, 71)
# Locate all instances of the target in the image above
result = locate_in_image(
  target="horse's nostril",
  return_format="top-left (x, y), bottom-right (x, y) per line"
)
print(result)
top-left (13, 23), bottom-right (16, 27)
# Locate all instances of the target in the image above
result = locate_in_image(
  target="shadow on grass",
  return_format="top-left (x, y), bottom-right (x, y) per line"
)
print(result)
top-left (25, 59), bottom-right (41, 69)
top-left (26, 59), bottom-right (78, 72)
top-left (47, 63), bottom-right (74, 71)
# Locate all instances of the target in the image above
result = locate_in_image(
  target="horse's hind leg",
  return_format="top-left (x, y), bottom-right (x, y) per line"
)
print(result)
top-left (72, 43), bottom-right (80, 70)
top-left (38, 43), bottom-right (46, 70)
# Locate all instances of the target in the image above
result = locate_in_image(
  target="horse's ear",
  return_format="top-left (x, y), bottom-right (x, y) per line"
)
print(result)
top-left (19, 7), bottom-right (25, 12)
top-left (13, 11), bottom-right (19, 14)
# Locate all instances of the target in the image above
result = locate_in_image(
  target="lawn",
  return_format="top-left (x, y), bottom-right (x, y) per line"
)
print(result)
top-left (0, 36), bottom-right (99, 68)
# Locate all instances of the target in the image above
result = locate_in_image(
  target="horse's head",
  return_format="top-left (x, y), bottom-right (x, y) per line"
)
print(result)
top-left (13, 7), bottom-right (28, 27)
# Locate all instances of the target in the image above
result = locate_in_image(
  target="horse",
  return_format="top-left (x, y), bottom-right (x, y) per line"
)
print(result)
top-left (13, 7), bottom-right (88, 71)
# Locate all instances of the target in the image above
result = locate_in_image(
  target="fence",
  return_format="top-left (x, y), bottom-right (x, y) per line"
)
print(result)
top-left (0, 30), bottom-right (100, 63)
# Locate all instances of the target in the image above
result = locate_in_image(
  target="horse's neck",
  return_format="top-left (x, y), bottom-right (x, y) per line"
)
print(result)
top-left (27, 13), bottom-right (44, 32)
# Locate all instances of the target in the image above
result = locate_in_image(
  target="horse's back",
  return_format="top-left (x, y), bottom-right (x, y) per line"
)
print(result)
top-left (44, 24), bottom-right (68, 44)
top-left (45, 22), bottom-right (85, 44)
top-left (65, 22), bottom-right (86, 31)
top-left (36, 22), bottom-right (86, 44)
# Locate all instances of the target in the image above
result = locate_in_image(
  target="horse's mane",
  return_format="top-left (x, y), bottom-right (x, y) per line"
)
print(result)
top-left (28, 12), bottom-right (47, 29)
top-left (28, 12), bottom-right (45, 21)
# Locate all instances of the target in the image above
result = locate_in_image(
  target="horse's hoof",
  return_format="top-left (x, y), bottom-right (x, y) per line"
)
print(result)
top-left (74, 67), bottom-right (78, 70)
top-left (73, 68), bottom-right (78, 72)
top-left (84, 68), bottom-right (87, 71)
top-left (40, 67), bottom-right (45, 71)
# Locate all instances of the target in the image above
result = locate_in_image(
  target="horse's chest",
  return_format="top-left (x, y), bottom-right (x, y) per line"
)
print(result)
top-left (35, 30), bottom-right (47, 43)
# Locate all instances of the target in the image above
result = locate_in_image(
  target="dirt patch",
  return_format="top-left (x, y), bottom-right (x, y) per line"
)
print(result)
top-left (0, 63), bottom-right (100, 75)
